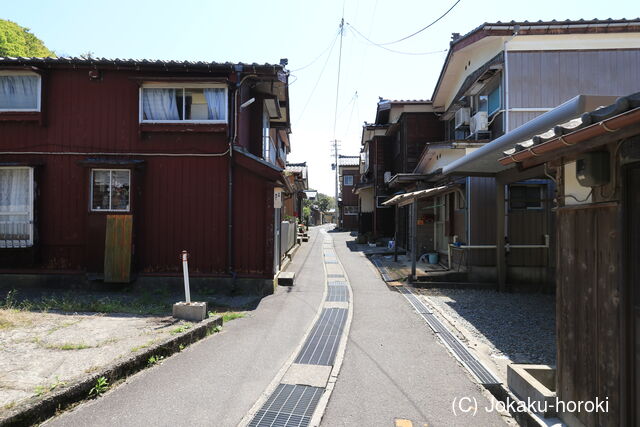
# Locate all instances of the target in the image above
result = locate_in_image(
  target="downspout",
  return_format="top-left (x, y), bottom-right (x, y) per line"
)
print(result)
top-left (228, 67), bottom-right (258, 286)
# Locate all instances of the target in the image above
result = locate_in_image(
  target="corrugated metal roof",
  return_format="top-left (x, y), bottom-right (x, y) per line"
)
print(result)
top-left (0, 56), bottom-right (284, 72)
top-left (503, 92), bottom-right (640, 156)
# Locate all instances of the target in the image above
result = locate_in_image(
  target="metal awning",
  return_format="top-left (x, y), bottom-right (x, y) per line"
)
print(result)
top-left (382, 185), bottom-right (453, 207)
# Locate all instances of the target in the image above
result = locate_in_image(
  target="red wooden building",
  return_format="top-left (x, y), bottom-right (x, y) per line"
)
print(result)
top-left (0, 57), bottom-right (291, 294)
top-left (337, 155), bottom-right (360, 230)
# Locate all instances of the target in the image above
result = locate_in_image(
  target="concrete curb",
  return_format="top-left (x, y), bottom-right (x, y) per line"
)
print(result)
top-left (0, 315), bottom-right (223, 427)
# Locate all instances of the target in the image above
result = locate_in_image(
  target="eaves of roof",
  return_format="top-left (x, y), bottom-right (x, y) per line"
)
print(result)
top-left (431, 18), bottom-right (640, 103)
top-left (499, 92), bottom-right (640, 167)
top-left (0, 56), bottom-right (285, 74)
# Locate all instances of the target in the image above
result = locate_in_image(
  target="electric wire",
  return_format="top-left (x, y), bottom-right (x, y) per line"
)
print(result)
top-left (378, 0), bottom-right (461, 45)
top-left (290, 28), bottom-right (341, 72)
top-left (347, 25), bottom-right (448, 56)
top-left (294, 29), bottom-right (340, 124)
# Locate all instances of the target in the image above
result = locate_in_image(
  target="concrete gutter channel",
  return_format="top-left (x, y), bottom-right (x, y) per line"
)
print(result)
top-left (240, 227), bottom-right (354, 427)
top-left (369, 258), bottom-right (545, 427)
top-left (0, 315), bottom-right (223, 427)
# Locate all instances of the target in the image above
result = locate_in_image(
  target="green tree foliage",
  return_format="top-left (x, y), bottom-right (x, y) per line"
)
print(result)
top-left (0, 19), bottom-right (55, 57)
top-left (302, 192), bottom-right (335, 212)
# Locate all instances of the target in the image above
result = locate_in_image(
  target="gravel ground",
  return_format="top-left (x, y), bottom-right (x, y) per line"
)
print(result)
top-left (417, 288), bottom-right (556, 366)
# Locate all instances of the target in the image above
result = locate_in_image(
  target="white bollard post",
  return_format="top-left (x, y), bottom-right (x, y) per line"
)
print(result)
top-left (181, 250), bottom-right (191, 304)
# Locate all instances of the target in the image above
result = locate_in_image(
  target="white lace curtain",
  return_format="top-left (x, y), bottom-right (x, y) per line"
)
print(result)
top-left (204, 88), bottom-right (226, 120)
top-left (0, 169), bottom-right (29, 213)
top-left (0, 168), bottom-right (31, 243)
top-left (142, 88), bottom-right (180, 121)
top-left (0, 75), bottom-right (39, 110)
top-left (142, 87), bottom-right (226, 121)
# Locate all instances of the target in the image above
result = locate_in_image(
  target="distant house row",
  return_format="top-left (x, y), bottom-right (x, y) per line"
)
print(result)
top-left (0, 56), bottom-right (308, 294)
top-left (340, 19), bottom-right (640, 426)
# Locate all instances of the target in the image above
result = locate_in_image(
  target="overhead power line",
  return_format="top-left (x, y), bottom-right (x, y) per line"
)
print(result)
top-left (347, 25), bottom-right (448, 56)
top-left (290, 28), bottom-right (342, 72)
top-left (379, 0), bottom-right (461, 45)
top-left (294, 30), bottom-right (341, 124)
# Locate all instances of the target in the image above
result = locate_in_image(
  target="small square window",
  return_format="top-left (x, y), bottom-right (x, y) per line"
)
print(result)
top-left (343, 175), bottom-right (353, 186)
top-left (509, 185), bottom-right (542, 210)
top-left (0, 73), bottom-right (41, 111)
top-left (91, 169), bottom-right (130, 212)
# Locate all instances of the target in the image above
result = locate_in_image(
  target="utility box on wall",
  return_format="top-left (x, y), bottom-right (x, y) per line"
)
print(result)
top-left (576, 151), bottom-right (610, 187)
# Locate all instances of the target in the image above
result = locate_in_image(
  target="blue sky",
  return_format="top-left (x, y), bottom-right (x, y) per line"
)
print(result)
top-left (3, 0), bottom-right (639, 194)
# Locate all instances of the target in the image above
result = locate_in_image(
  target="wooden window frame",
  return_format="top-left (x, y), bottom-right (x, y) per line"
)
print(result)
top-left (90, 169), bottom-right (131, 213)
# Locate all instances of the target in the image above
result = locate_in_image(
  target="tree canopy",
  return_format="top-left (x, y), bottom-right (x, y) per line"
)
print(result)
top-left (303, 192), bottom-right (335, 212)
top-left (0, 19), bottom-right (55, 57)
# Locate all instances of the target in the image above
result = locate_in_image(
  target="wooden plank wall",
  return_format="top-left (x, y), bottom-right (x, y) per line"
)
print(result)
top-left (104, 215), bottom-right (132, 283)
top-left (556, 205), bottom-right (620, 426)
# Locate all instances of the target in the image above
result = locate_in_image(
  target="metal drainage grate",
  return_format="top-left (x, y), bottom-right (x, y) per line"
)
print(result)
top-left (324, 260), bottom-right (338, 264)
top-left (248, 384), bottom-right (323, 427)
top-left (326, 274), bottom-right (344, 278)
top-left (326, 285), bottom-right (349, 302)
top-left (327, 281), bottom-right (347, 287)
top-left (371, 258), bottom-right (393, 282)
top-left (295, 308), bottom-right (347, 365)
top-left (398, 287), bottom-right (500, 385)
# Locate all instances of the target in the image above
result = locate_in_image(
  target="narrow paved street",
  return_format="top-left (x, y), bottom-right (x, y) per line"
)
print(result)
top-left (320, 231), bottom-right (504, 426)
top-left (45, 226), bottom-right (506, 426)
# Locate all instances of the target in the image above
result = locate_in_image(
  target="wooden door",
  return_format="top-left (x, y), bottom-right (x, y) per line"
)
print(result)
top-left (625, 164), bottom-right (640, 426)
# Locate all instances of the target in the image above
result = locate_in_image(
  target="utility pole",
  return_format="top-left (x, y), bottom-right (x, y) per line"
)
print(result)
top-left (331, 139), bottom-right (340, 226)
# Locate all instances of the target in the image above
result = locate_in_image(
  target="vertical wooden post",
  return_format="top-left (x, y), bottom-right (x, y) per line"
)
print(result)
top-left (496, 180), bottom-right (507, 291)
top-left (411, 199), bottom-right (418, 282)
top-left (394, 204), bottom-right (399, 262)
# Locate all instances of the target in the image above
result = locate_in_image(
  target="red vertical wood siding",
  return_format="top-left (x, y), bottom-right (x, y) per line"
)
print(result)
top-left (0, 66), bottom-right (276, 278)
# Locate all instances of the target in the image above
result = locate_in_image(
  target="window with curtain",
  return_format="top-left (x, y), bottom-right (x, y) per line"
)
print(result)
top-left (141, 85), bottom-right (227, 123)
top-left (0, 74), bottom-right (41, 111)
top-left (0, 167), bottom-right (34, 247)
top-left (343, 175), bottom-right (353, 186)
top-left (91, 169), bottom-right (131, 212)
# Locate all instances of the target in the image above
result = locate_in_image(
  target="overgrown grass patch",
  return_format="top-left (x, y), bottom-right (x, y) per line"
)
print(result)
top-left (0, 289), bottom-right (171, 316)
top-left (45, 342), bottom-right (93, 351)
top-left (208, 311), bottom-right (246, 323)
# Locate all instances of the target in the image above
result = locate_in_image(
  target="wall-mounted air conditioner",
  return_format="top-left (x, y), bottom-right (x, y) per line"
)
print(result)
top-left (384, 171), bottom-right (392, 183)
top-left (454, 108), bottom-right (470, 129)
top-left (470, 111), bottom-right (488, 134)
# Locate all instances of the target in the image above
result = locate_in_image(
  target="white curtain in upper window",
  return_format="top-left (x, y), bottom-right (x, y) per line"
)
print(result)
top-left (0, 76), bottom-right (39, 110)
top-left (142, 88), bottom-right (180, 120)
top-left (204, 88), bottom-right (225, 120)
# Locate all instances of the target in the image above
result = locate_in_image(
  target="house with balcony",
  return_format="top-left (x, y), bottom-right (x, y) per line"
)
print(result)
top-left (355, 99), bottom-right (443, 239)
top-left (383, 19), bottom-right (640, 288)
top-left (0, 56), bottom-right (292, 294)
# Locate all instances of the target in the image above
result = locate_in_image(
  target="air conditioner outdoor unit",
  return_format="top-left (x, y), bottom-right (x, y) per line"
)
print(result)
top-left (384, 171), bottom-right (392, 183)
top-left (470, 111), bottom-right (488, 134)
top-left (454, 108), bottom-right (470, 129)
